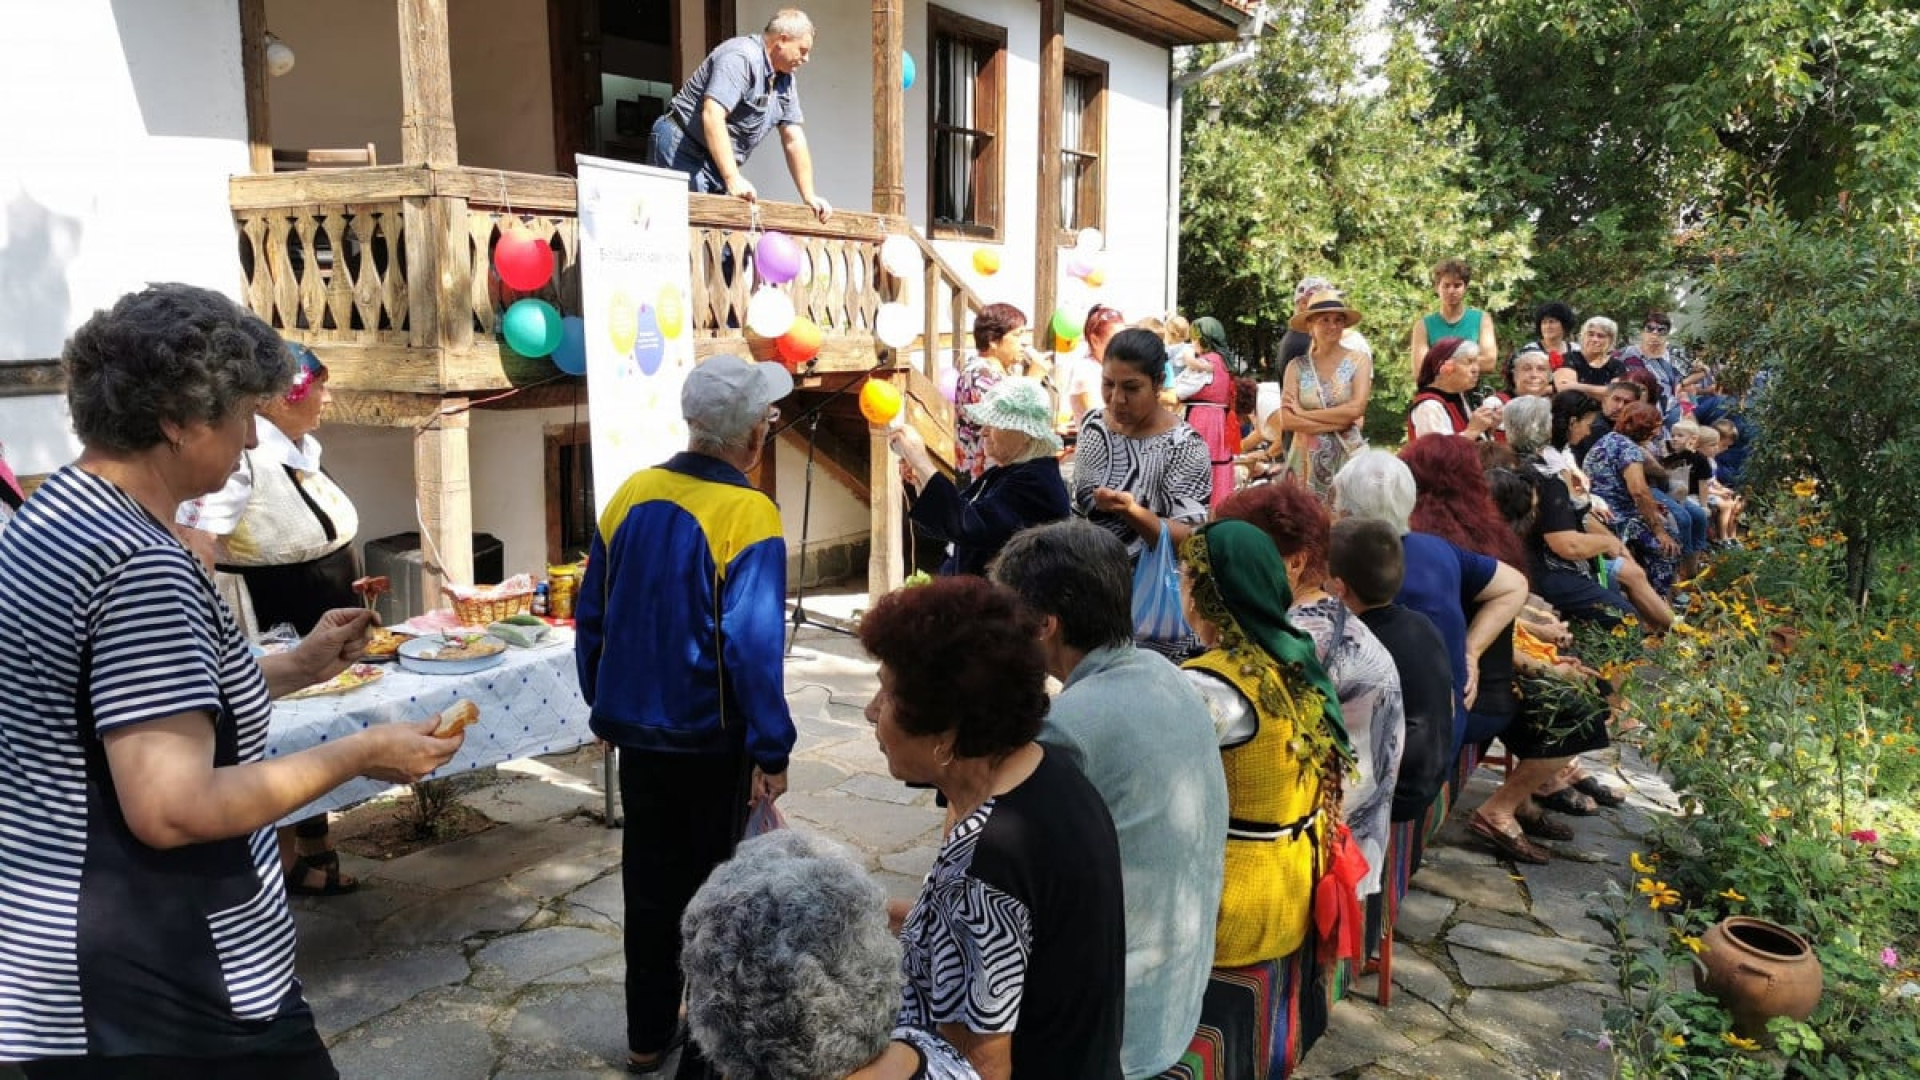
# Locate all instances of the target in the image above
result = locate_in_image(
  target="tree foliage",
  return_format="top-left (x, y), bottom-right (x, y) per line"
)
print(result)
top-left (1403, 0), bottom-right (1920, 317)
top-left (1695, 204), bottom-right (1920, 604)
top-left (1177, 8), bottom-right (1531, 437)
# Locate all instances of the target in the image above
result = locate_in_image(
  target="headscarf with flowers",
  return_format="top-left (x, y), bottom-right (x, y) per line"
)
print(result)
top-left (284, 344), bottom-right (327, 404)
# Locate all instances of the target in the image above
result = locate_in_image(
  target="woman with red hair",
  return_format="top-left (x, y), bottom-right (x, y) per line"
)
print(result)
top-left (1399, 436), bottom-right (1567, 862)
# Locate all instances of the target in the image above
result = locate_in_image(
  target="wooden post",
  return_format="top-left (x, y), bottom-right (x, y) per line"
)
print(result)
top-left (871, 0), bottom-right (905, 217)
top-left (397, 0), bottom-right (459, 167)
top-left (415, 400), bottom-right (475, 593)
top-left (1035, 0), bottom-right (1066, 328)
top-left (867, 421), bottom-right (903, 598)
top-left (238, 0), bottom-right (272, 174)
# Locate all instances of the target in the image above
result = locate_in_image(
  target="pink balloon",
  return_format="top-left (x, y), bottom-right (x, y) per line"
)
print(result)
top-left (937, 366), bottom-right (960, 403)
top-left (755, 231), bottom-right (804, 284)
top-left (1065, 251), bottom-right (1095, 280)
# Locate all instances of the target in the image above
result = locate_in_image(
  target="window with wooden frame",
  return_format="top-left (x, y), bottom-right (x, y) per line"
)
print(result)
top-left (1060, 52), bottom-right (1108, 241)
top-left (928, 7), bottom-right (1006, 239)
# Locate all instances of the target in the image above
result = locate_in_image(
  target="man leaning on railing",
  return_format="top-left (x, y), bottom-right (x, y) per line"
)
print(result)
top-left (647, 8), bottom-right (834, 222)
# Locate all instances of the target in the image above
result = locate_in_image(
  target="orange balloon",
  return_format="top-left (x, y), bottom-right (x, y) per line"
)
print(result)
top-left (777, 316), bottom-right (823, 367)
top-left (859, 378), bottom-right (904, 425)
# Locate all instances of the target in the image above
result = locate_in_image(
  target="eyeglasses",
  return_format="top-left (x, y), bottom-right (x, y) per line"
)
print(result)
top-left (765, 406), bottom-right (781, 424)
top-left (1644, 324), bottom-right (1670, 334)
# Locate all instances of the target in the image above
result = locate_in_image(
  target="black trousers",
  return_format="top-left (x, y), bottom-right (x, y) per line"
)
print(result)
top-left (618, 748), bottom-right (752, 1066)
top-left (19, 1028), bottom-right (336, 1079)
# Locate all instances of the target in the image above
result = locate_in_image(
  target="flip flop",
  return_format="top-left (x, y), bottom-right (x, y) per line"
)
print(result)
top-left (1537, 786), bottom-right (1601, 817)
top-left (1516, 807), bottom-right (1575, 841)
top-left (1573, 775), bottom-right (1628, 807)
top-left (284, 850), bottom-right (359, 897)
top-left (1468, 812), bottom-right (1551, 865)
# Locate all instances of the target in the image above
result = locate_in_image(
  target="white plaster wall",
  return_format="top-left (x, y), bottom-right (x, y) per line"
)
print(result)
top-left (0, 1), bottom-right (249, 365)
top-left (0, 397), bottom-right (82, 476)
top-left (265, 0), bottom-right (555, 174)
top-left (773, 436), bottom-right (868, 546)
top-left (729, 1), bottom-right (1172, 327)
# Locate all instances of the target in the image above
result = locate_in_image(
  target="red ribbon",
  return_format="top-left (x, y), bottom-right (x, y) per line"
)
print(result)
top-left (1313, 822), bottom-right (1369, 963)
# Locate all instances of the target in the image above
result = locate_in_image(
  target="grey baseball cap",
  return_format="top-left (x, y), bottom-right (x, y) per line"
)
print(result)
top-left (681, 354), bottom-right (794, 441)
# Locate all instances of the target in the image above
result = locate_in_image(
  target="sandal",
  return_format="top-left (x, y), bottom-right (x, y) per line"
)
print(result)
top-left (1572, 775), bottom-right (1628, 807)
top-left (284, 850), bottom-right (359, 897)
top-left (1537, 786), bottom-right (1601, 817)
top-left (1468, 812), bottom-right (1551, 864)
top-left (1515, 806), bottom-right (1575, 841)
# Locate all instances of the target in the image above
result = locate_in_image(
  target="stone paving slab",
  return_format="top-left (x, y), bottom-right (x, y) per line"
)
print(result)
top-left (284, 609), bottom-right (1673, 1077)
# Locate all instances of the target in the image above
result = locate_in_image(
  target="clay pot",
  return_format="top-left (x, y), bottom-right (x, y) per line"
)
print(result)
top-left (1695, 916), bottom-right (1823, 1042)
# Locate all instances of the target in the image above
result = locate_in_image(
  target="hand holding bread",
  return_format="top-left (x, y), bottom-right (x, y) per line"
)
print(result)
top-left (356, 701), bottom-right (477, 784)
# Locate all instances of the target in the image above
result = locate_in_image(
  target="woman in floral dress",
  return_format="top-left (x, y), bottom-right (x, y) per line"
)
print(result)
top-left (1281, 290), bottom-right (1371, 503)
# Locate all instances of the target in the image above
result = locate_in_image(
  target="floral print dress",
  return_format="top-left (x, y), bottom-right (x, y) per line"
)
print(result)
top-left (1584, 431), bottom-right (1679, 594)
top-left (1283, 352), bottom-right (1368, 503)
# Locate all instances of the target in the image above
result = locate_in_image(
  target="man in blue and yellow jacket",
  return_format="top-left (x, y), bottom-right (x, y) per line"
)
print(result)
top-left (574, 354), bottom-right (796, 1073)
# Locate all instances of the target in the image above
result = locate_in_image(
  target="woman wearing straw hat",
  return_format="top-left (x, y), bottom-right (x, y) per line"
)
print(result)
top-left (1271, 289), bottom-right (1372, 503)
top-left (892, 376), bottom-right (1071, 577)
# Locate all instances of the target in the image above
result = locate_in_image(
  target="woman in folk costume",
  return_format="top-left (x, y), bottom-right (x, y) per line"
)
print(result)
top-left (1174, 317), bottom-right (1238, 508)
top-left (1178, 520), bottom-right (1367, 1078)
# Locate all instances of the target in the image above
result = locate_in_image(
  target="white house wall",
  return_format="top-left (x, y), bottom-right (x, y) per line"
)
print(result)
top-left (734, 1), bottom-right (1174, 329)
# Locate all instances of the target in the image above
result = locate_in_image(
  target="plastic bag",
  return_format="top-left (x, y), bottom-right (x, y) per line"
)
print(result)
top-left (1130, 521), bottom-right (1192, 651)
top-left (747, 798), bottom-right (786, 838)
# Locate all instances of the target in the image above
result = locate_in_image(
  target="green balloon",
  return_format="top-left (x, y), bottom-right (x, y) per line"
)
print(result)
top-left (502, 299), bottom-right (564, 357)
top-left (1050, 306), bottom-right (1081, 343)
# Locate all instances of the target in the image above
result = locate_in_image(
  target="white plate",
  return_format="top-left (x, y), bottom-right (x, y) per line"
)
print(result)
top-left (397, 634), bottom-right (509, 675)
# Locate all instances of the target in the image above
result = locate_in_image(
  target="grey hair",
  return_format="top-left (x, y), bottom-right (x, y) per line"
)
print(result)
top-left (990, 519), bottom-right (1133, 652)
top-left (1332, 450), bottom-right (1416, 536)
top-left (996, 433), bottom-right (1054, 466)
top-left (1503, 396), bottom-right (1552, 457)
top-left (765, 9), bottom-right (814, 37)
top-left (63, 284), bottom-right (292, 452)
top-left (681, 830), bottom-right (898, 1079)
top-left (1581, 315), bottom-right (1618, 341)
top-left (688, 422), bottom-right (759, 460)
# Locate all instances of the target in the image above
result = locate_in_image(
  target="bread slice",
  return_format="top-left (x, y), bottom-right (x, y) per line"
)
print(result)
top-left (434, 700), bottom-right (480, 738)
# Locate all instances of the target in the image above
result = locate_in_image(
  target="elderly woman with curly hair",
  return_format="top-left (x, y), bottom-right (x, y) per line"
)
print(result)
top-left (680, 830), bottom-right (978, 1079)
top-left (0, 284), bottom-right (461, 1078)
top-left (1216, 482), bottom-right (1403, 903)
top-left (1584, 401), bottom-right (1681, 596)
top-left (1177, 519), bottom-right (1358, 1078)
top-left (860, 578), bottom-right (1125, 1079)
top-left (952, 303), bottom-right (1030, 480)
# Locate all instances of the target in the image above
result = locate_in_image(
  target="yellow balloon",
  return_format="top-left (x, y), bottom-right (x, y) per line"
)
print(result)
top-left (656, 285), bottom-right (685, 340)
top-left (972, 248), bottom-right (1001, 275)
top-left (1085, 268), bottom-right (1106, 288)
top-left (609, 292), bottom-right (639, 355)
top-left (859, 378), bottom-right (904, 425)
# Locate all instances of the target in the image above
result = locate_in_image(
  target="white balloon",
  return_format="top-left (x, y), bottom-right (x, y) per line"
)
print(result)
top-left (879, 234), bottom-right (922, 278)
top-left (746, 287), bottom-right (796, 339)
top-left (1074, 227), bottom-right (1104, 253)
top-left (874, 302), bottom-right (917, 350)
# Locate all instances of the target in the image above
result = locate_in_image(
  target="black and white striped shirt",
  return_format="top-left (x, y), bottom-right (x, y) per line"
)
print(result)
top-left (0, 467), bottom-right (309, 1059)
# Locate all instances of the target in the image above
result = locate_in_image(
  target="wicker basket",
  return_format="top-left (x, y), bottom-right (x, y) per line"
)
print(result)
top-left (443, 583), bottom-right (533, 625)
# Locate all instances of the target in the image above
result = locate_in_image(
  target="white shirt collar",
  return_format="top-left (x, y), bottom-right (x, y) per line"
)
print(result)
top-left (254, 415), bottom-right (323, 472)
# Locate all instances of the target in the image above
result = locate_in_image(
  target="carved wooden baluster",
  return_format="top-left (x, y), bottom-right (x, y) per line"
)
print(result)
top-left (384, 209), bottom-right (410, 333)
top-left (469, 213), bottom-right (498, 334)
top-left (321, 208), bottom-right (352, 332)
top-left (294, 213), bottom-right (325, 330)
top-left (349, 210), bottom-right (382, 332)
top-left (241, 216), bottom-right (273, 324)
top-left (266, 216), bottom-right (298, 331)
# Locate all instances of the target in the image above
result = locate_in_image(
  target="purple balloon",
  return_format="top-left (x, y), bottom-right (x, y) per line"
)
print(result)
top-left (937, 366), bottom-right (960, 403)
top-left (755, 231), bottom-right (804, 284)
top-left (1065, 251), bottom-right (1095, 280)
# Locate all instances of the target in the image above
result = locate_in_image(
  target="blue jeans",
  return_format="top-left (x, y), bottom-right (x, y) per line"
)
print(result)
top-left (647, 115), bottom-right (728, 194)
top-left (1652, 489), bottom-right (1709, 555)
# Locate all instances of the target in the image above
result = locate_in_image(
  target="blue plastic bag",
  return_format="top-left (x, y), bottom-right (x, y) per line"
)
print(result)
top-left (1130, 521), bottom-right (1192, 651)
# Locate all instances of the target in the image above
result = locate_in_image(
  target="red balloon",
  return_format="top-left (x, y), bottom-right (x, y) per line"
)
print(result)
top-left (494, 228), bottom-right (555, 292)
top-left (777, 317), bottom-right (823, 368)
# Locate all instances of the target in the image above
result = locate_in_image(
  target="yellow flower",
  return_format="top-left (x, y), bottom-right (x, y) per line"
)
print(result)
top-left (1666, 1033), bottom-right (1687, 1048)
top-left (1792, 479), bottom-right (1818, 498)
top-left (1809, 536), bottom-right (1828, 549)
top-left (1721, 888), bottom-right (1747, 902)
top-left (1723, 1032), bottom-right (1761, 1051)
top-left (1631, 852), bottom-right (1659, 874)
top-left (1638, 879), bottom-right (1681, 910)
top-left (1770, 806), bottom-right (1793, 819)
top-left (1680, 935), bottom-right (1705, 954)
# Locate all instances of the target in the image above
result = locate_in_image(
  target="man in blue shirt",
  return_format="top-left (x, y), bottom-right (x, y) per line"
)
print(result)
top-left (575, 354), bottom-right (797, 1073)
top-left (649, 9), bottom-right (833, 221)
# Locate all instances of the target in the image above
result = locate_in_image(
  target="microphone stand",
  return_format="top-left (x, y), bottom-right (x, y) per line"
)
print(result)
top-left (774, 357), bottom-right (894, 653)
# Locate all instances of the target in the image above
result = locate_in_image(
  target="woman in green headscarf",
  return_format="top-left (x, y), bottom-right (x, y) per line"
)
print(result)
top-left (1177, 316), bottom-right (1238, 510)
top-left (1178, 520), bottom-right (1362, 1076)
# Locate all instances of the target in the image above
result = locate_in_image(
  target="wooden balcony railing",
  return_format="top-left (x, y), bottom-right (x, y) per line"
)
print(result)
top-left (230, 165), bottom-right (985, 413)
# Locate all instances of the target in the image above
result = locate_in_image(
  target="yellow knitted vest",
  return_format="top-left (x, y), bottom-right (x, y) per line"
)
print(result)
top-left (1186, 649), bottom-right (1324, 967)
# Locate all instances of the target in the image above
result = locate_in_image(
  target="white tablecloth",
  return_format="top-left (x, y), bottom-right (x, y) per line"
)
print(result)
top-left (270, 640), bottom-right (592, 821)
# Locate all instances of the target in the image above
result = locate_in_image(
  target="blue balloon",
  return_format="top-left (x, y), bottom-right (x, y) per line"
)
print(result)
top-left (552, 316), bottom-right (587, 375)
top-left (633, 305), bottom-right (666, 377)
top-left (902, 52), bottom-right (916, 91)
